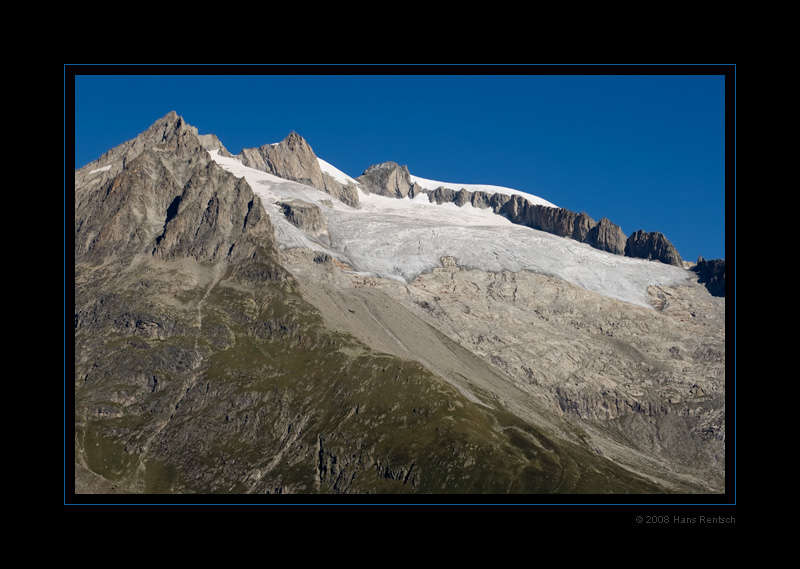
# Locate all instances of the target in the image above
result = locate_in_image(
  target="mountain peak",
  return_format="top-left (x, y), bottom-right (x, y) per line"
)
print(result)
top-left (362, 161), bottom-right (405, 175)
top-left (280, 130), bottom-right (312, 150)
top-left (144, 110), bottom-right (192, 138)
top-left (239, 130), bottom-right (322, 185)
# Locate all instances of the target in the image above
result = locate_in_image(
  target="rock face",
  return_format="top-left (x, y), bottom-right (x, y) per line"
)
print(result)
top-left (151, 160), bottom-right (274, 263)
top-left (495, 194), bottom-right (590, 243)
top-left (586, 217), bottom-right (627, 255)
top-left (198, 133), bottom-right (232, 156)
top-left (277, 199), bottom-right (327, 236)
top-left (357, 161), bottom-right (422, 198)
top-left (693, 257), bottom-right (726, 297)
top-left (625, 230), bottom-right (683, 266)
top-left (239, 132), bottom-right (361, 208)
top-left (517, 201), bottom-right (596, 243)
top-left (239, 132), bottom-right (321, 187)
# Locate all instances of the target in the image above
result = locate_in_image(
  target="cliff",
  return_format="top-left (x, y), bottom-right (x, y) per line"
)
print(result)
top-left (357, 161), bottom-right (684, 267)
top-left (239, 132), bottom-right (361, 209)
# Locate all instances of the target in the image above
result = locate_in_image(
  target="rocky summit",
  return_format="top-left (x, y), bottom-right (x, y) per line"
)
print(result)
top-left (73, 112), bottom-right (727, 498)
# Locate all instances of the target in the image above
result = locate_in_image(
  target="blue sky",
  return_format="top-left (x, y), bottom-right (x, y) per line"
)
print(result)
top-left (70, 66), bottom-right (731, 262)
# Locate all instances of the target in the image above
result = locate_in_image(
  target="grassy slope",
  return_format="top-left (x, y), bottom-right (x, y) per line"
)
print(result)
top-left (74, 252), bottom-right (663, 497)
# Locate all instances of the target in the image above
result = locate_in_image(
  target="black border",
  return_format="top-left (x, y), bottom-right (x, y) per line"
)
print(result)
top-left (65, 64), bottom-right (736, 522)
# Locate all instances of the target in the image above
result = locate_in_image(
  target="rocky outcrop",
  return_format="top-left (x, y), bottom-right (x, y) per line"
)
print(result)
top-left (197, 133), bottom-right (232, 157)
top-left (692, 256), bottom-right (725, 297)
top-left (549, 207), bottom-right (594, 243)
top-left (586, 217), bottom-right (627, 255)
top-left (239, 132), bottom-right (321, 187)
top-left (427, 187), bottom-right (597, 246)
top-left (427, 186), bottom-right (457, 205)
top-left (494, 194), bottom-right (681, 265)
top-left (321, 172), bottom-right (361, 209)
top-left (505, 198), bottom-right (595, 243)
top-left (625, 230), bottom-right (683, 267)
top-left (554, 385), bottom-right (667, 420)
top-left (239, 132), bottom-right (361, 209)
top-left (357, 161), bottom-right (423, 199)
top-left (470, 190), bottom-right (507, 210)
top-left (277, 199), bottom-right (327, 236)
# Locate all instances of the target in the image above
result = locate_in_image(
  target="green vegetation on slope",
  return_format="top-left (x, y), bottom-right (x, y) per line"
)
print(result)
top-left (75, 256), bottom-right (663, 496)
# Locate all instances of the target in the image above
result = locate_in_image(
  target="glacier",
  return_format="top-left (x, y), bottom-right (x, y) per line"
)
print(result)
top-left (209, 149), bottom-right (690, 309)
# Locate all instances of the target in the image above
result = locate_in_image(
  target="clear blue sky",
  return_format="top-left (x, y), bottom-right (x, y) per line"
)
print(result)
top-left (69, 66), bottom-right (731, 262)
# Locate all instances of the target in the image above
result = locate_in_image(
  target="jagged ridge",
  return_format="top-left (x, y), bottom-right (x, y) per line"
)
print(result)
top-left (357, 161), bottom-right (686, 269)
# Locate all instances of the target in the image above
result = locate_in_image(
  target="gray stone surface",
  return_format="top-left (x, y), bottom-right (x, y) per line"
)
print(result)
top-left (277, 199), bottom-right (327, 236)
top-left (240, 132), bottom-right (361, 208)
top-left (625, 229), bottom-right (683, 266)
top-left (586, 217), bottom-right (627, 255)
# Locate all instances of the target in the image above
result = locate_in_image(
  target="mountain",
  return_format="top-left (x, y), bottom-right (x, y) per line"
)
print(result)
top-left (73, 112), bottom-right (727, 497)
